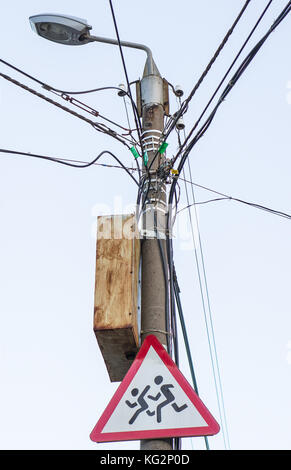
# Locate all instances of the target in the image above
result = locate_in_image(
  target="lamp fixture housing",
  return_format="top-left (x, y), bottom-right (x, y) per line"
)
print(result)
top-left (29, 14), bottom-right (92, 45)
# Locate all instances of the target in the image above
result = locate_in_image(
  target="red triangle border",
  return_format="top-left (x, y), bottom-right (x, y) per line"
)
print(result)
top-left (90, 335), bottom-right (220, 443)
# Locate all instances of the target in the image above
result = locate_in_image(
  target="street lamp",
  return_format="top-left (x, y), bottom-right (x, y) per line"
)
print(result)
top-left (29, 13), bottom-right (154, 74)
top-left (29, 12), bottom-right (171, 451)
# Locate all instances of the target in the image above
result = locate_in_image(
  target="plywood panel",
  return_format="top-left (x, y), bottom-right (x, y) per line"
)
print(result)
top-left (93, 214), bottom-right (140, 382)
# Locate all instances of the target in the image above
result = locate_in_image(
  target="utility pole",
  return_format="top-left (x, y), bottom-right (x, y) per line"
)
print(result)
top-left (29, 10), bottom-right (223, 452)
top-left (139, 56), bottom-right (173, 451)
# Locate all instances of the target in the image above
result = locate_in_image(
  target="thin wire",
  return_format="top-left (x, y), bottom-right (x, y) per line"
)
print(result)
top-left (173, 268), bottom-right (210, 450)
top-left (164, 0), bottom-right (252, 141)
top-left (0, 71), bottom-right (132, 149)
top-left (0, 57), bottom-right (142, 148)
top-left (175, 0), bottom-right (273, 159)
top-left (136, 0), bottom-right (253, 218)
top-left (146, 0), bottom-right (252, 176)
top-left (122, 94), bottom-right (142, 180)
top-left (171, 0), bottom-right (291, 169)
top-left (49, 89), bottom-right (132, 133)
top-left (0, 57), bottom-right (140, 112)
top-left (164, 222), bottom-right (181, 451)
top-left (108, 0), bottom-right (143, 146)
top-left (0, 148), bottom-right (140, 186)
top-left (177, 180), bottom-right (291, 221)
top-left (179, 158), bottom-right (228, 449)
top-left (4, 153), bottom-right (137, 172)
top-left (153, 210), bottom-right (171, 354)
top-left (185, 153), bottom-right (230, 449)
top-left (175, 97), bottom-right (229, 448)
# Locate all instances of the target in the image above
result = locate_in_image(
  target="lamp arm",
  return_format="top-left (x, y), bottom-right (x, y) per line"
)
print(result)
top-left (87, 34), bottom-right (154, 74)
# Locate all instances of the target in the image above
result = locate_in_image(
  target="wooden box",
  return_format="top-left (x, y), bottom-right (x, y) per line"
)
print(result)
top-left (93, 214), bottom-right (140, 382)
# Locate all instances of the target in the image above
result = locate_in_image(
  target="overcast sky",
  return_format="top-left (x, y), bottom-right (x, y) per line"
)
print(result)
top-left (1, 0), bottom-right (291, 451)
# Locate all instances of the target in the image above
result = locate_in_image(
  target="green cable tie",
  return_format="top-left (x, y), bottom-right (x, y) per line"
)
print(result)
top-left (143, 151), bottom-right (148, 166)
top-left (158, 142), bottom-right (168, 154)
top-left (130, 146), bottom-right (140, 159)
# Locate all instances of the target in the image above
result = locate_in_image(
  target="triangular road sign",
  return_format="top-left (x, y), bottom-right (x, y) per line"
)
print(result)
top-left (90, 335), bottom-right (220, 443)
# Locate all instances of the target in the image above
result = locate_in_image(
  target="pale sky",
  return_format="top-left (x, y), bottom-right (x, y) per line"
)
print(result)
top-left (1, 0), bottom-right (291, 451)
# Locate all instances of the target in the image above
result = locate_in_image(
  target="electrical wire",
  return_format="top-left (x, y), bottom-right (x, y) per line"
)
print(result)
top-left (175, 0), bottom-right (273, 160)
top-left (176, 163), bottom-right (229, 449)
top-left (122, 94), bottom-right (142, 180)
top-left (170, 94), bottom-right (232, 448)
top-left (163, 0), bottom-right (252, 143)
top-left (171, 0), bottom-right (291, 171)
top-left (153, 210), bottom-right (171, 354)
top-left (144, 0), bottom-right (252, 177)
top-left (0, 57), bottom-right (140, 113)
top-left (164, 216), bottom-right (181, 451)
top-left (0, 153), bottom-right (137, 172)
top-left (108, 0), bottom-right (143, 147)
top-left (0, 57), bottom-right (142, 149)
top-left (0, 71), bottom-right (133, 149)
top-left (0, 148), bottom-right (140, 186)
top-left (173, 267), bottom-right (210, 450)
top-left (184, 177), bottom-right (230, 450)
top-left (176, 182), bottom-right (291, 221)
top-left (135, 0), bottom-right (253, 226)
top-left (49, 89), bottom-right (138, 137)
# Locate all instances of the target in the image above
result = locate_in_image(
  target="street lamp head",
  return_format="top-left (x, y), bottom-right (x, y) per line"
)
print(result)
top-left (29, 13), bottom-right (155, 75)
top-left (29, 14), bottom-right (92, 45)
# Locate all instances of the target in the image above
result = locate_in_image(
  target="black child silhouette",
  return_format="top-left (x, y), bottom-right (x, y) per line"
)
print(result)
top-left (147, 375), bottom-right (188, 423)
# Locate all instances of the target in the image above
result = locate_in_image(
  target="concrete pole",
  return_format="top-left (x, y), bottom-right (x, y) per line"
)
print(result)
top-left (139, 56), bottom-right (173, 451)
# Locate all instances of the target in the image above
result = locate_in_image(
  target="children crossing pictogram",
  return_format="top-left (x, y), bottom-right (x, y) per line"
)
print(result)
top-left (90, 335), bottom-right (220, 443)
top-left (125, 375), bottom-right (188, 425)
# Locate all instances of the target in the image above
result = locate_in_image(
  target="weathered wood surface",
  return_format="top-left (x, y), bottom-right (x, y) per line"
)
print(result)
top-left (93, 214), bottom-right (140, 382)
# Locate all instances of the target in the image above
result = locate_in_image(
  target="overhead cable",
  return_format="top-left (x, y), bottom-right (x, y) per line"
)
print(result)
top-left (136, 0), bottom-right (253, 216)
top-left (175, 0), bottom-right (273, 159)
top-left (146, 0), bottom-right (252, 177)
top-left (163, 0), bottom-right (253, 142)
top-left (172, 0), bottom-right (291, 170)
top-left (0, 57), bottom-right (142, 142)
top-left (108, 0), bottom-right (143, 145)
top-left (177, 180), bottom-right (291, 221)
top-left (0, 148), bottom-right (140, 186)
top-left (0, 71), bottom-right (133, 149)
top-left (176, 125), bottom-right (230, 449)
top-left (173, 268), bottom-right (210, 450)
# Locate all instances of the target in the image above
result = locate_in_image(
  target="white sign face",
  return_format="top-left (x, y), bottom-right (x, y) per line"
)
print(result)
top-left (90, 335), bottom-right (220, 443)
top-left (102, 345), bottom-right (207, 434)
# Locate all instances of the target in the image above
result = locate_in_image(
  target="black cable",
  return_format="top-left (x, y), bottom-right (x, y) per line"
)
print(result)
top-left (0, 148), bottom-right (140, 186)
top-left (0, 57), bottom-right (136, 103)
top-left (156, 209), bottom-right (180, 450)
top-left (176, 0), bottom-right (273, 159)
top-left (176, 179), bottom-right (291, 221)
top-left (0, 58), bottom-right (141, 134)
top-left (233, 198), bottom-right (291, 221)
top-left (144, 0), bottom-right (252, 180)
top-left (173, 267), bottom-right (210, 450)
top-left (177, 197), bottom-right (231, 213)
top-left (154, 210), bottom-right (171, 354)
top-left (0, 58), bottom-right (46, 87)
top-left (136, 0), bottom-right (253, 220)
top-left (0, 71), bottom-right (133, 149)
top-left (164, 0), bottom-right (252, 142)
top-left (168, 236), bottom-right (179, 367)
top-left (108, 0), bottom-right (143, 147)
top-left (164, 201), bottom-right (180, 373)
top-left (0, 152), bottom-right (138, 171)
top-left (170, 0), bottom-right (291, 185)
